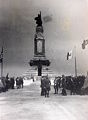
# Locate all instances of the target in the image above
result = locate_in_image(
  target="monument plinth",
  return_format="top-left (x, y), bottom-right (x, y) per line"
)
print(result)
top-left (29, 12), bottom-right (50, 76)
top-left (34, 26), bottom-right (45, 57)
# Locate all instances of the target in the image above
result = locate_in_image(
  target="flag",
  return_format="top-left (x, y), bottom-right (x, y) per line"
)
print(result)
top-left (0, 47), bottom-right (3, 63)
top-left (82, 39), bottom-right (88, 49)
top-left (67, 50), bottom-right (72, 60)
top-left (84, 39), bottom-right (88, 45)
top-left (82, 42), bottom-right (85, 49)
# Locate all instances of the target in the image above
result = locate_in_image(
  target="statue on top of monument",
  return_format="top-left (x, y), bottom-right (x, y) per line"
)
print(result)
top-left (34, 11), bottom-right (42, 27)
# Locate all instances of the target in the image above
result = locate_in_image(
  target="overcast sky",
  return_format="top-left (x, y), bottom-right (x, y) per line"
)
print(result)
top-left (0, 0), bottom-right (88, 77)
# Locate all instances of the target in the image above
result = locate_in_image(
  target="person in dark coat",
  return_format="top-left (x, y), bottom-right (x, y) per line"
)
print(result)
top-left (61, 75), bottom-right (67, 96)
top-left (20, 77), bottom-right (24, 88)
top-left (10, 77), bottom-right (15, 89)
top-left (44, 76), bottom-right (51, 97)
top-left (61, 88), bottom-right (67, 96)
top-left (16, 77), bottom-right (20, 89)
top-left (41, 76), bottom-right (45, 96)
top-left (5, 75), bottom-right (9, 91)
top-left (54, 77), bottom-right (61, 94)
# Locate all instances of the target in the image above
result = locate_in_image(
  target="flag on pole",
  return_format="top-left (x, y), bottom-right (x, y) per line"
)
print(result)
top-left (0, 47), bottom-right (3, 63)
top-left (67, 50), bottom-right (72, 60)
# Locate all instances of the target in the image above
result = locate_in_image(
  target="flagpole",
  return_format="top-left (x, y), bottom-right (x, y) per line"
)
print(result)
top-left (1, 57), bottom-right (3, 80)
top-left (1, 47), bottom-right (3, 83)
top-left (74, 46), bottom-right (77, 77)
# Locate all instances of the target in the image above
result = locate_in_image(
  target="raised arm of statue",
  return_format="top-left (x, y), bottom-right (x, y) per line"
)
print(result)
top-left (34, 11), bottom-right (42, 26)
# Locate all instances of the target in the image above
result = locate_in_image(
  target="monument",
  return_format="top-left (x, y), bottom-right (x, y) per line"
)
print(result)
top-left (29, 12), bottom-right (50, 76)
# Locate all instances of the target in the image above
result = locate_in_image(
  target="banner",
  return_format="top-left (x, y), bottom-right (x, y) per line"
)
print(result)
top-left (67, 50), bottom-right (72, 60)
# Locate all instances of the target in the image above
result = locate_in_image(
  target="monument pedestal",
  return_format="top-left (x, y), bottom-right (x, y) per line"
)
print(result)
top-left (30, 58), bottom-right (50, 76)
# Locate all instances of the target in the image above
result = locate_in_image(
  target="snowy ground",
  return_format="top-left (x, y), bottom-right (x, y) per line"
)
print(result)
top-left (0, 80), bottom-right (88, 120)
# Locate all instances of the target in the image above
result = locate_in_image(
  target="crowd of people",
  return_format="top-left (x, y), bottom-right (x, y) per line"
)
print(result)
top-left (0, 74), bottom-right (24, 93)
top-left (0, 73), bottom-right (86, 97)
top-left (40, 75), bottom-right (85, 97)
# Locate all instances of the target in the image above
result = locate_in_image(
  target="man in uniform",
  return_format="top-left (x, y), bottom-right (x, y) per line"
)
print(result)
top-left (54, 77), bottom-right (61, 94)
top-left (61, 75), bottom-right (67, 96)
top-left (41, 76), bottom-right (45, 96)
top-left (10, 77), bottom-right (15, 89)
top-left (44, 76), bottom-right (51, 97)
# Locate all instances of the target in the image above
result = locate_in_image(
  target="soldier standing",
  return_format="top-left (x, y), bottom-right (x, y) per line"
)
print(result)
top-left (44, 76), bottom-right (51, 97)
top-left (40, 76), bottom-right (45, 96)
top-left (10, 77), bottom-right (15, 89)
top-left (54, 77), bottom-right (61, 94)
top-left (61, 75), bottom-right (67, 96)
